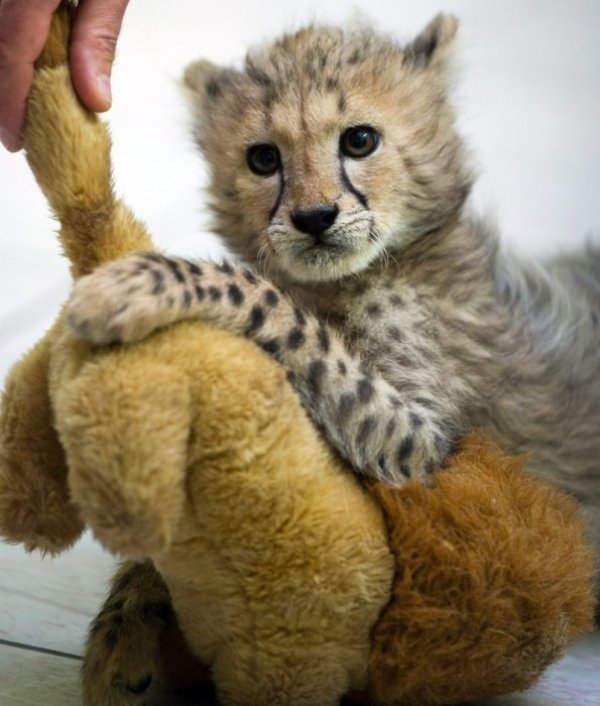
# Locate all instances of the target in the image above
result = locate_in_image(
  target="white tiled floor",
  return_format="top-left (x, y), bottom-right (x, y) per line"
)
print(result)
top-left (0, 533), bottom-right (598, 705)
top-left (0, 534), bottom-right (110, 705)
top-left (0, 646), bottom-right (80, 706)
top-left (0, 535), bottom-right (115, 656)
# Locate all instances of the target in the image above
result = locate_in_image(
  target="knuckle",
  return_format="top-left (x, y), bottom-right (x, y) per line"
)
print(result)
top-left (94, 32), bottom-right (118, 53)
top-left (89, 32), bottom-right (119, 61)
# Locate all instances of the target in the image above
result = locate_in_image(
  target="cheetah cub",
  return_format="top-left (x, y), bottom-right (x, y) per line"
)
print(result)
top-left (69, 15), bottom-right (600, 552)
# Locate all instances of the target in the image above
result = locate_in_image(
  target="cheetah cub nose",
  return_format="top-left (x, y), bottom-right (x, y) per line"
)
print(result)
top-left (291, 205), bottom-right (339, 241)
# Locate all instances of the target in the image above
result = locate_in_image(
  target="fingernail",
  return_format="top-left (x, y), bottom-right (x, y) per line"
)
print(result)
top-left (97, 74), bottom-right (112, 108)
top-left (0, 126), bottom-right (20, 152)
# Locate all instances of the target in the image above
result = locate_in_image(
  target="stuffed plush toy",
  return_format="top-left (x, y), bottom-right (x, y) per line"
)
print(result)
top-left (0, 5), bottom-right (595, 706)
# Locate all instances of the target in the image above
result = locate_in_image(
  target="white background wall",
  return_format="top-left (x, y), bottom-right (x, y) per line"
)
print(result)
top-left (0, 0), bottom-right (599, 382)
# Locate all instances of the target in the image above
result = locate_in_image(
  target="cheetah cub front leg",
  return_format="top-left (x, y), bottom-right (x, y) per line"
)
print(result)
top-left (68, 252), bottom-right (459, 483)
top-left (83, 561), bottom-right (174, 706)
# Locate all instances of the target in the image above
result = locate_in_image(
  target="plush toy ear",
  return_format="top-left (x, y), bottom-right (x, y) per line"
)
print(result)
top-left (405, 13), bottom-right (458, 69)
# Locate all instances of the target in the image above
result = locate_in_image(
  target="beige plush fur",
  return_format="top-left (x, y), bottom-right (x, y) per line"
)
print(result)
top-left (0, 6), bottom-right (595, 706)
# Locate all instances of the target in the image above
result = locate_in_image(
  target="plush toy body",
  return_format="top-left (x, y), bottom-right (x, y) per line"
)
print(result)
top-left (0, 6), bottom-right (595, 706)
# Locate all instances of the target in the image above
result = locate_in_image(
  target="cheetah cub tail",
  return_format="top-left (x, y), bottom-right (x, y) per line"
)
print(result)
top-left (23, 1), bottom-right (154, 279)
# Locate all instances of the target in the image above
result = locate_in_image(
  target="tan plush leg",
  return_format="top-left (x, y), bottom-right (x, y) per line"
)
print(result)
top-left (0, 321), bottom-right (84, 553)
top-left (51, 330), bottom-right (192, 559)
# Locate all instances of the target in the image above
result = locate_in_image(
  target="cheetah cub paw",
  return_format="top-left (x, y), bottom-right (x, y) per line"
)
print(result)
top-left (68, 255), bottom-right (179, 345)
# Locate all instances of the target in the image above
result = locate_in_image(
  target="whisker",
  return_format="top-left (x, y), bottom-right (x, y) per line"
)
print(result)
top-left (336, 217), bottom-right (372, 231)
top-left (369, 222), bottom-right (395, 272)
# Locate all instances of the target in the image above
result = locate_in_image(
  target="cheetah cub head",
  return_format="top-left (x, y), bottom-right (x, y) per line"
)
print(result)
top-left (185, 13), bottom-right (472, 284)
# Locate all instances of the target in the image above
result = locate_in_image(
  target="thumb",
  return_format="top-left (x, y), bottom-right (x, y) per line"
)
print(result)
top-left (69, 0), bottom-right (129, 112)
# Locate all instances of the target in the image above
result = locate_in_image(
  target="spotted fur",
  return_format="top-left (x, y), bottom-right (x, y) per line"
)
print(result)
top-left (69, 253), bottom-right (456, 482)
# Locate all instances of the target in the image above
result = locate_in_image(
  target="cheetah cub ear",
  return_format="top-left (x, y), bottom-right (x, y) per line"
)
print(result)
top-left (405, 12), bottom-right (459, 69)
top-left (184, 59), bottom-right (227, 98)
top-left (183, 60), bottom-right (241, 141)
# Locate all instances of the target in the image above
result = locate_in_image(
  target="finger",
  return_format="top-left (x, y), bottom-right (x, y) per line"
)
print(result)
top-left (0, 0), bottom-right (61, 151)
top-left (69, 0), bottom-right (129, 113)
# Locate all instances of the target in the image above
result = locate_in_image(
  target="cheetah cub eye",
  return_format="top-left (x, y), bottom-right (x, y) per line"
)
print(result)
top-left (340, 126), bottom-right (380, 159)
top-left (247, 143), bottom-right (281, 176)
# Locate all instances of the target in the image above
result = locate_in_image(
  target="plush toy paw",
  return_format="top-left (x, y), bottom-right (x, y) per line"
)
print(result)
top-left (83, 628), bottom-right (156, 706)
top-left (67, 254), bottom-right (181, 345)
top-left (0, 452), bottom-right (84, 554)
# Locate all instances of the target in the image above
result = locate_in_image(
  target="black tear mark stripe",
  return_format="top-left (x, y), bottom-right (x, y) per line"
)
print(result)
top-left (340, 162), bottom-right (369, 209)
top-left (269, 170), bottom-right (286, 222)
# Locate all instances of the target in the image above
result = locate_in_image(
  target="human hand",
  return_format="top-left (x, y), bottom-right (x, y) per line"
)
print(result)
top-left (0, 0), bottom-right (129, 152)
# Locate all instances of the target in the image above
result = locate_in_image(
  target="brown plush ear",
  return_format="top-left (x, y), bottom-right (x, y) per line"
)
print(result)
top-left (405, 13), bottom-right (458, 69)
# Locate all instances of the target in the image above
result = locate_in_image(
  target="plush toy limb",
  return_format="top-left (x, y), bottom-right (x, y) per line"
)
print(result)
top-left (83, 560), bottom-right (209, 706)
top-left (24, 5), bottom-right (155, 279)
top-left (50, 330), bottom-right (193, 559)
top-left (83, 561), bottom-right (168, 706)
top-left (0, 318), bottom-right (84, 553)
top-left (24, 71), bottom-right (154, 278)
top-left (366, 433), bottom-right (596, 706)
top-left (66, 319), bottom-right (393, 706)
